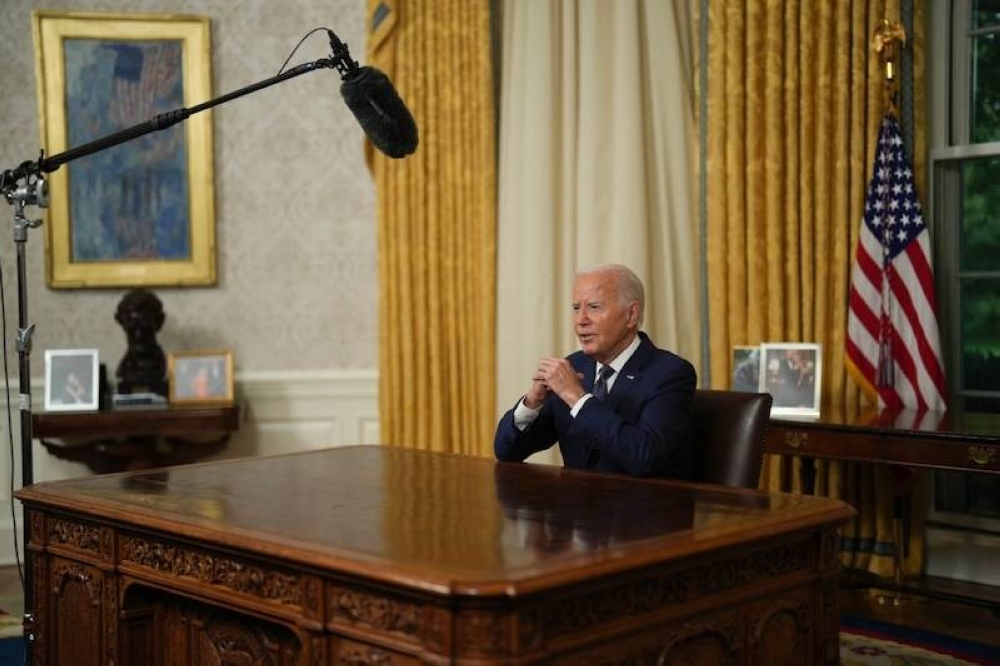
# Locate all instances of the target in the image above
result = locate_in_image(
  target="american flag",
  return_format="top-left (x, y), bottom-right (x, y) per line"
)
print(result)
top-left (846, 114), bottom-right (947, 411)
top-left (108, 43), bottom-right (180, 129)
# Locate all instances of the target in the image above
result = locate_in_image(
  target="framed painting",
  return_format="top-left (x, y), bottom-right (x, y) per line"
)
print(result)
top-left (760, 342), bottom-right (823, 418)
top-left (32, 11), bottom-right (216, 288)
top-left (168, 349), bottom-right (234, 406)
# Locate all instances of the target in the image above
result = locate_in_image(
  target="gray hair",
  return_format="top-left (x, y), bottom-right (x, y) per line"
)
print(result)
top-left (576, 263), bottom-right (645, 327)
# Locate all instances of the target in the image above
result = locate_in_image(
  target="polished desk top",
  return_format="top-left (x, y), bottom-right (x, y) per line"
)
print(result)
top-left (17, 445), bottom-right (853, 597)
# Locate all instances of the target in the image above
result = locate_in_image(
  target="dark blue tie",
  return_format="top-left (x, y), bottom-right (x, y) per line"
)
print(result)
top-left (593, 365), bottom-right (615, 401)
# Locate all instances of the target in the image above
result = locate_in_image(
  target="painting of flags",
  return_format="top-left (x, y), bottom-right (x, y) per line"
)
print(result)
top-left (846, 114), bottom-right (947, 411)
top-left (64, 39), bottom-right (189, 262)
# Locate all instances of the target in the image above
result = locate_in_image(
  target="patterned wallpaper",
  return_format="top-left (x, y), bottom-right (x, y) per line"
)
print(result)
top-left (0, 0), bottom-right (377, 376)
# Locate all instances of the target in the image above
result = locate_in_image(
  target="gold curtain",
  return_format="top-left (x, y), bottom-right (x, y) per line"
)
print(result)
top-left (700, 0), bottom-right (926, 577)
top-left (365, 0), bottom-right (497, 455)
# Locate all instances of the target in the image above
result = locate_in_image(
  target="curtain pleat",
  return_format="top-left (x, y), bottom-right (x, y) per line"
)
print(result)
top-left (367, 0), bottom-right (497, 455)
top-left (700, 0), bottom-right (926, 578)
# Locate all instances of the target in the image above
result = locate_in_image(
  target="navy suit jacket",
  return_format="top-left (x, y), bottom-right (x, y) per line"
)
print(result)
top-left (494, 332), bottom-right (697, 479)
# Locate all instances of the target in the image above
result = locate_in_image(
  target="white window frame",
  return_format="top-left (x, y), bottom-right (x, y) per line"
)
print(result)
top-left (929, 0), bottom-right (1000, 408)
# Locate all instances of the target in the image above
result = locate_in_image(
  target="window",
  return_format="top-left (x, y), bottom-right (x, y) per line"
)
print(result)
top-left (930, 0), bottom-right (1000, 413)
top-left (928, 0), bottom-right (1000, 532)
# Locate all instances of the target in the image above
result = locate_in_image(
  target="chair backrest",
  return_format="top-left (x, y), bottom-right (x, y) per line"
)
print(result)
top-left (691, 389), bottom-right (773, 489)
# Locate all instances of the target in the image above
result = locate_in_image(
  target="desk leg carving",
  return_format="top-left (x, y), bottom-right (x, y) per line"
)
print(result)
top-left (821, 575), bottom-right (840, 666)
top-left (104, 575), bottom-right (119, 666)
top-left (48, 560), bottom-right (106, 665)
top-left (52, 563), bottom-right (100, 605)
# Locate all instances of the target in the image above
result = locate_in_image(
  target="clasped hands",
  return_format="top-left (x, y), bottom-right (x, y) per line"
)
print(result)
top-left (524, 357), bottom-right (585, 409)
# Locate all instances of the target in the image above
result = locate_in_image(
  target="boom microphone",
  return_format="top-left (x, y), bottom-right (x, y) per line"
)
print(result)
top-left (327, 30), bottom-right (418, 158)
top-left (340, 66), bottom-right (419, 158)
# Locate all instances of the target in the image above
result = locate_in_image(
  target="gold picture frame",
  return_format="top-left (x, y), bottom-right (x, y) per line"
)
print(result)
top-left (168, 349), bottom-right (234, 406)
top-left (32, 10), bottom-right (216, 288)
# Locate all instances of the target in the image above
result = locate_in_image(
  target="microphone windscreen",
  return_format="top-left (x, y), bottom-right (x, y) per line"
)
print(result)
top-left (340, 67), bottom-right (418, 158)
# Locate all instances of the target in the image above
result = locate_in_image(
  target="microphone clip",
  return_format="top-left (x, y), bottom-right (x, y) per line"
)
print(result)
top-left (1, 153), bottom-right (45, 200)
top-left (326, 30), bottom-right (359, 78)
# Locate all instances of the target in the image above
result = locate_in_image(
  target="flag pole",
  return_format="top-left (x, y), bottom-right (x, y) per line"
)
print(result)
top-left (873, 19), bottom-right (905, 116)
top-left (872, 20), bottom-right (906, 392)
top-left (871, 19), bottom-right (923, 608)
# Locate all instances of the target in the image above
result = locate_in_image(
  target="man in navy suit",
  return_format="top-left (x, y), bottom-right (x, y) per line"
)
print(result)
top-left (494, 264), bottom-right (697, 479)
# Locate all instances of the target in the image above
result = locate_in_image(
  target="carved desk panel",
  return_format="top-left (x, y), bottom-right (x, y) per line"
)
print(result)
top-left (17, 446), bottom-right (853, 665)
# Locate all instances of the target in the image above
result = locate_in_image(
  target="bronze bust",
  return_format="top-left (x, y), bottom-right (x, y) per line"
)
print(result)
top-left (115, 289), bottom-right (167, 396)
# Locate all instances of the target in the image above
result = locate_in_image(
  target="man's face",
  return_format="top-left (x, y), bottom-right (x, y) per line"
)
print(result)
top-left (572, 271), bottom-right (638, 364)
top-left (786, 350), bottom-right (805, 369)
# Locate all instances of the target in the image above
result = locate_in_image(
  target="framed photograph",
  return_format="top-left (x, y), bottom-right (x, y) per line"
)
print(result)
top-left (32, 11), bottom-right (216, 288)
top-left (760, 343), bottom-right (822, 417)
top-left (44, 349), bottom-right (100, 411)
top-left (168, 350), bottom-right (233, 405)
top-left (731, 345), bottom-right (761, 392)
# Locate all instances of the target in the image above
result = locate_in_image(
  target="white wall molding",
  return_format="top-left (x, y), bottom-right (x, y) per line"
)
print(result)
top-left (228, 370), bottom-right (380, 458)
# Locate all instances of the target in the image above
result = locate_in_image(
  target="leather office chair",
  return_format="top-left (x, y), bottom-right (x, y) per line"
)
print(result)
top-left (691, 389), bottom-right (773, 489)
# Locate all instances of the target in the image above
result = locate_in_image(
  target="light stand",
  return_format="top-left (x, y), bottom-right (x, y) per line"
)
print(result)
top-left (0, 35), bottom-right (358, 663)
top-left (2, 174), bottom-right (45, 659)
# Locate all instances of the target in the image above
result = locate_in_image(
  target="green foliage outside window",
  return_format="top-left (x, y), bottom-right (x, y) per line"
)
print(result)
top-left (959, 4), bottom-right (1000, 406)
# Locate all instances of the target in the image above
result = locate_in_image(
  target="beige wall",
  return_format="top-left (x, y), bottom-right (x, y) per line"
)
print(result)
top-left (0, 0), bottom-right (377, 377)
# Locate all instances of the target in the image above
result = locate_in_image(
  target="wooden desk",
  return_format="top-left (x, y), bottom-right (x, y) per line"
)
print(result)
top-left (765, 407), bottom-right (1000, 475)
top-left (32, 405), bottom-right (241, 473)
top-left (16, 446), bottom-right (853, 665)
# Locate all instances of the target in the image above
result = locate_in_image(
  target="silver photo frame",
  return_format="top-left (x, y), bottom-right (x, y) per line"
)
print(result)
top-left (44, 348), bottom-right (100, 412)
top-left (760, 343), bottom-right (822, 417)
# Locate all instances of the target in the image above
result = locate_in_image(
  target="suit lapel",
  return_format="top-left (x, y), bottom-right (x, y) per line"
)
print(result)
top-left (604, 334), bottom-right (654, 409)
top-left (574, 356), bottom-right (596, 390)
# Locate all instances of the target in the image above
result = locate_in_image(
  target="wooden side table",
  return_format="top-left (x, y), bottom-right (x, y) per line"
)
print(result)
top-left (32, 404), bottom-right (241, 473)
top-left (765, 407), bottom-right (1000, 483)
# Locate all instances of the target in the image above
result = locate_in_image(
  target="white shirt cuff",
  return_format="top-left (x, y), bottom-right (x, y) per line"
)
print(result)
top-left (513, 398), bottom-right (542, 431)
top-left (570, 393), bottom-right (593, 417)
